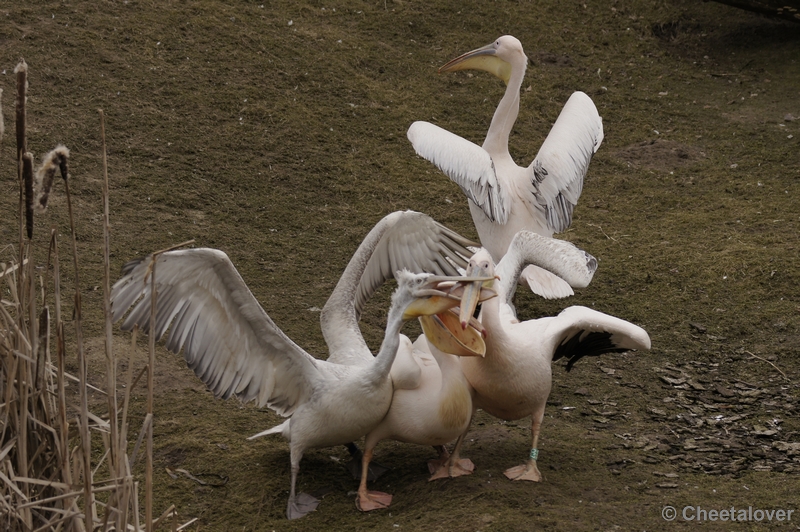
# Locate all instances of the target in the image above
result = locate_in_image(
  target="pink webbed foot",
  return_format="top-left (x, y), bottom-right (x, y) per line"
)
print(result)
top-left (287, 492), bottom-right (320, 519)
top-left (356, 490), bottom-right (393, 512)
top-left (428, 458), bottom-right (475, 481)
top-left (427, 451), bottom-right (449, 475)
top-left (504, 461), bottom-right (542, 482)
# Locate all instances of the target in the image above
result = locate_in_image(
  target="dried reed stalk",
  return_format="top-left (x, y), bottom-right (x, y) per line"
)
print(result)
top-left (100, 108), bottom-right (122, 531)
top-left (14, 60), bottom-right (26, 159)
top-left (14, 60), bottom-right (27, 340)
top-left (146, 258), bottom-right (156, 532)
top-left (57, 144), bottom-right (96, 528)
top-left (1, 61), bottom-right (190, 532)
top-left (23, 153), bottom-right (34, 240)
top-left (49, 229), bottom-right (79, 531)
top-left (0, 87), bottom-right (5, 144)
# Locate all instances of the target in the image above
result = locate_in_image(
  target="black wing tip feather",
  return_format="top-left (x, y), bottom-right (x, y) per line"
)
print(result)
top-left (553, 330), bottom-right (632, 372)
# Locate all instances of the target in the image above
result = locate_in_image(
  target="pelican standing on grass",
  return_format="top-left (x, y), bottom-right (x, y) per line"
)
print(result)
top-left (354, 308), bottom-right (490, 511)
top-left (303, 212), bottom-right (494, 513)
top-left (408, 35), bottom-right (604, 299)
top-left (449, 232), bottom-right (651, 481)
top-left (356, 228), bottom-right (633, 511)
top-left (111, 243), bottom-right (487, 519)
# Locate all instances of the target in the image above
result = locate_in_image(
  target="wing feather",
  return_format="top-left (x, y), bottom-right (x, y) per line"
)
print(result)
top-left (111, 248), bottom-right (324, 416)
top-left (527, 91), bottom-right (604, 234)
top-left (408, 121), bottom-right (510, 223)
top-left (321, 210), bottom-right (477, 366)
top-left (495, 231), bottom-right (598, 307)
top-left (546, 306), bottom-right (651, 370)
top-left (164, 301), bottom-right (193, 352)
top-left (354, 212), bottom-right (475, 317)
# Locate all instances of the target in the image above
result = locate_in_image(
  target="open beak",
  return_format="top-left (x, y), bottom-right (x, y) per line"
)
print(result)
top-left (439, 42), bottom-right (512, 85)
top-left (403, 275), bottom-right (495, 357)
top-left (419, 311), bottom-right (485, 357)
top-left (402, 275), bottom-right (494, 321)
top-left (458, 262), bottom-right (496, 330)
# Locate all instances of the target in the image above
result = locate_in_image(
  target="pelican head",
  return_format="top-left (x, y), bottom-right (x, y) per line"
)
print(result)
top-left (397, 269), bottom-right (495, 357)
top-left (438, 35), bottom-right (527, 85)
top-left (398, 270), bottom-right (493, 320)
top-left (458, 249), bottom-right (496, 329)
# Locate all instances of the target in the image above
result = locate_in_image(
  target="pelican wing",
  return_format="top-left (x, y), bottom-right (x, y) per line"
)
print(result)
top-left (111, 248), bottom-right (323, 416)
top-left (353, 211), bottom-right (477, 316)
top-left (322, 210), bottom-right (476, 367)
top-left (545, 306), bottom-right (651, 370)
top-left (527, 91), bottom-right (604, 234)
top-left (408, 121), bottom-right (510, 224)
top-left (495, 231), bottom-right (597, 307)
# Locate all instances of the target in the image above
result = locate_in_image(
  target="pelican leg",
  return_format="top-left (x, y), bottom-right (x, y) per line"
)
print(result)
top-left (504, 410), bottom-right (543, 482)
top-left (356, 446), bottom-right (392, 512)
top-left (345, 442), bottom-right (390, 481)
top-left (426, 445), bottom-right (450, 476)
top-left (429, 427), bottom-right (474, 481)
top-left (286, 448), bottom-right (319, 519)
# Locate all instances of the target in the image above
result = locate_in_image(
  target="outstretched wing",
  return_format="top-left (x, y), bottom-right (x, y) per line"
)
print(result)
top-left (407, 121), bottom-right (510, 224)
top-left (545, 306), bottom-right (651, 370)
top-left (111, 248), bottom-right (323, 416)
top-left (495, 231), bottom-right (597, 308)
top-left (526, 91), bottom-right (604, 234)
top-left (321, 210), bottom-right (476, 367)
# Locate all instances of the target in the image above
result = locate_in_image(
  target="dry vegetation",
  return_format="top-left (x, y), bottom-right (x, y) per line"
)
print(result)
top-left (1, 0), bottom-right (799, 530)
top-left (1, 62), bottom-right (192, 531)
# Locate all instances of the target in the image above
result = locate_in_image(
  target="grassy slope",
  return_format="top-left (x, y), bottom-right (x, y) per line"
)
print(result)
top-left (1, 0), bottom-right (799, 530)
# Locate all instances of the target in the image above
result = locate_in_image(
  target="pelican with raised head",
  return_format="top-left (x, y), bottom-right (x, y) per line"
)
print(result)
top-left (451, 232), bottom-right (651, 481)
top-left (408, 35), bottom-right (604, 299)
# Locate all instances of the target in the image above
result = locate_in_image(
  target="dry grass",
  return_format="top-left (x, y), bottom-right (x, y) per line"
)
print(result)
top-left (0, 61), bottom-right (185, 532)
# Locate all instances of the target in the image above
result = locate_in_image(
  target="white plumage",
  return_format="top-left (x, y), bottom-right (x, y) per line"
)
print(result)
top-left (453, 234), bottom-right (651, 481)
top-left (320, 210), bottom-right (476, 369)
top-left (353, 230), bottom-right (611, 511)
top-left (110, 211), bottom-right (483, 520)
top-left (408, 35), bottom-right (604, 299)
top-left (355, 337), bottom-right (479, 511)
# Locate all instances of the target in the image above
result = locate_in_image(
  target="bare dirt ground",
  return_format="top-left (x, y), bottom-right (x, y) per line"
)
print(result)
top-left (1, 0), bottom-right (799, 530)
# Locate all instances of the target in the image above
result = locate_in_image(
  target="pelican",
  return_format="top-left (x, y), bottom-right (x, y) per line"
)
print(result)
top-left (356, 230), bottom-right (608, 511)
top-left (407, 35), bottom-right (604, 299)
top-left (317, 209), bottom-right (486, 479)
top-left (453, 231), bottom-right (651, 481)
top-left (355, 317), bottom-right (484, 511)
top-left (111, 244), bottom-right (488, 519)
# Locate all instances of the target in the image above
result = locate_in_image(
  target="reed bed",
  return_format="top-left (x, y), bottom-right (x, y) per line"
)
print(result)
top-left (1, 60), bottom-right (190, 532)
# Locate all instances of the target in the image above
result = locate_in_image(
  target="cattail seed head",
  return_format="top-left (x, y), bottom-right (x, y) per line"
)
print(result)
top-left (34, 145), bottom-right (70, 213)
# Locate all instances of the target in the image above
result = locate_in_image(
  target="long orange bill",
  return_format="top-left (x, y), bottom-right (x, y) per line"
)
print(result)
top-left (458, 265), bottom-right (496, 330)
